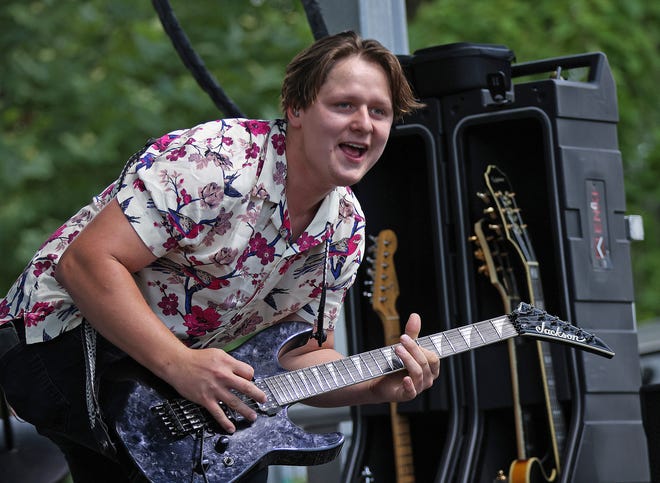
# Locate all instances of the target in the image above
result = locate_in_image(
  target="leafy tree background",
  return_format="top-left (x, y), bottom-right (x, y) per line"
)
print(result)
top-left (0, 0), bottom-right (314, 292)
top-left (1, 0), bottom-right (659, 322)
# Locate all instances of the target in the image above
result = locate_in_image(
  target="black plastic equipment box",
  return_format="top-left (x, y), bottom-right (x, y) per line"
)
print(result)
top-left (408, 42), bottom-right (515, 98)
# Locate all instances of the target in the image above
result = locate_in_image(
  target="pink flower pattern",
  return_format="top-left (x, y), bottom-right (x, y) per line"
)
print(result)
top-left (0, 119), bottom-right (365, 348)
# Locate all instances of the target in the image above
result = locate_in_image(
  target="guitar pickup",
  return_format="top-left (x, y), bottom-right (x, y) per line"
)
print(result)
top-left (218, 401), bottom-right (245, 424)
top-left (254, 380), bottom-right (281, 416)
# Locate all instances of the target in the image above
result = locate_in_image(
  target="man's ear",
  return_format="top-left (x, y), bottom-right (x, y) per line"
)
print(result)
top-left (287, 106), bottom-right (302, 127)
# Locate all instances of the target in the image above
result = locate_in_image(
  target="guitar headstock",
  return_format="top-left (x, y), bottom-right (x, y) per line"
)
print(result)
top-left (365, 229), bottom-right (400, 321)
top-left (471, 217), bottom-right (522, 313)
top-left (482, 164), bottom-right (538, 266)
top-left (511, 302), bottom-right (615, 358)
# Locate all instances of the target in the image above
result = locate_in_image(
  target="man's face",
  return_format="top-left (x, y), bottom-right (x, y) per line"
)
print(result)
top-left (291, 55), bottom-right (394, 194)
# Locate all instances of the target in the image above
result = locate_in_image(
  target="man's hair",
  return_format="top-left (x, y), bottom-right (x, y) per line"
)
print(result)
top-left (281, 31), bottom-right (423, 121)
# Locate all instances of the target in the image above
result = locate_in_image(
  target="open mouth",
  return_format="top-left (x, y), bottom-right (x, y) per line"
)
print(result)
top-left (340, 142), bottom-right (368, 158)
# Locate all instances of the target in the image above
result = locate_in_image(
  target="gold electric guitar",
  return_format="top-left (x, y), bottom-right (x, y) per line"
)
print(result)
top-left (474, 165), bottom-right (565, 482)
top-left (367, 229), bottom-right (415, 483)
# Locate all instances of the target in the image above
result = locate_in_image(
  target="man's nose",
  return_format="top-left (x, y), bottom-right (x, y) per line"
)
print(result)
top-left (350, 106), bottom-right (373, 133)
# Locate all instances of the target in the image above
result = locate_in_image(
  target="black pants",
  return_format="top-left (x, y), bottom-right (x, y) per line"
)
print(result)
top-left (0, 319), bottom-right (268, 483)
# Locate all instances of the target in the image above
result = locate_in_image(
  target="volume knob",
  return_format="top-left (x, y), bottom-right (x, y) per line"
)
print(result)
top-left (215, 435), bottom-right (230, 453)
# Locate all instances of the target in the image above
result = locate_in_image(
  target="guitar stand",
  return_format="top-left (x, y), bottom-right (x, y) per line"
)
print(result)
top-left (0, 391), bottom-right (70, 483)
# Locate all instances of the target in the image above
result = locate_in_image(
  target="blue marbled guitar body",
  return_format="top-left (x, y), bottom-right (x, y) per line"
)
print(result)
top-left (102, 321), bottom-right (343, 482)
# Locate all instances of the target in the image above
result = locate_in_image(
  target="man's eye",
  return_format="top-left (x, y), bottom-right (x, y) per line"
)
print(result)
top-left (371, 107), bottom-right (390, 118)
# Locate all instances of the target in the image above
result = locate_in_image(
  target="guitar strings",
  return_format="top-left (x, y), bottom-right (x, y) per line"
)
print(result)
top-left (262, 318), bottom-right (520, 404)
top-left (264, 318), bottom-right (519, 404)
top-left (167, 316), bottom-right (525, 425)
top-left (165, 313), bottom-right (581, 435)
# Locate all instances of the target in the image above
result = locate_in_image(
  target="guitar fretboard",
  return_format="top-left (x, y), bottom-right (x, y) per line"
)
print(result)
top-left (265, 315), bottom-right (516, 405)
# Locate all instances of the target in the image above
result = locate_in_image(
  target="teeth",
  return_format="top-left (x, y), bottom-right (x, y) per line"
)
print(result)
top-left (344, 143), bottom-right (366, 150)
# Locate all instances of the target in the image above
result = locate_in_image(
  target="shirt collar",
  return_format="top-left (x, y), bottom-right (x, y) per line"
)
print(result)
top-left (254, 120), bottom-right (342, 250)
top-left (253, 119), bottom-right (288, 206)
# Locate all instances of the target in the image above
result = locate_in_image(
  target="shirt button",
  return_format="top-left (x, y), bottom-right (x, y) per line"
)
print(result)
top-left (279, 227), bottom-right (289, 238)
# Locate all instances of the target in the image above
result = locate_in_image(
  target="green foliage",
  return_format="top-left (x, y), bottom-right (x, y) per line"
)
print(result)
top-left (0, 0), bottom-right (312, 292)
top-left (2, 0), bottom-right (659, 322)
top-left (408, 0), bottom-right (660, 321)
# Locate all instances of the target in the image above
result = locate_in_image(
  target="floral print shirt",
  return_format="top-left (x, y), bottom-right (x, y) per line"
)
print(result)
top-left (0, 119), bottom-right (366, 348)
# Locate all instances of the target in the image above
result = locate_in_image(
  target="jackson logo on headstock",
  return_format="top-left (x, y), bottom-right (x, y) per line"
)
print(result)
top-left (535, 321), bottom-right (587, 343)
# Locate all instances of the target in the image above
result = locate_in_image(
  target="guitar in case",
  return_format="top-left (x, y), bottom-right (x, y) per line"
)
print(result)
top-left (365, 229), bottom-right (416, 483)
top-left (473, 164), bottom-right (567, 482)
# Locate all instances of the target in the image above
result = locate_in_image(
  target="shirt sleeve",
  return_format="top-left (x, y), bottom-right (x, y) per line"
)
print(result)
top-left (115, 129), bottom-right (232, 258)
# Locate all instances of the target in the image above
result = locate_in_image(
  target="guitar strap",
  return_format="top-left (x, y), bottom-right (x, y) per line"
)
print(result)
top-left (82, 319), bottom-right (118, 457)
top-left (311, 221), bottom-right (332, 347)
top-left (81, 138), bottom-right (155, 458)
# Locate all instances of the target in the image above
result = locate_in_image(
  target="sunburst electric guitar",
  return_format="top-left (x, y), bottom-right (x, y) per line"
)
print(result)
top-left (366, 229), bottom-right (415, 483)
top-left (477, 164), bottom-right (566, 482)
top-left (102, 293), bottom-right (612, 480)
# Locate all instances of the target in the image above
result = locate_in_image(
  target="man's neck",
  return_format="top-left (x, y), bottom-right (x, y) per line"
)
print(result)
top-left (284, 129), bottom-right (330, 241)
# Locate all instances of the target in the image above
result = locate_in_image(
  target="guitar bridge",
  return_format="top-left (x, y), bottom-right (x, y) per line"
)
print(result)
top-left (151, 399), bottom-right (218, 438)
top-left (151, 385), bottom-right (281, 438)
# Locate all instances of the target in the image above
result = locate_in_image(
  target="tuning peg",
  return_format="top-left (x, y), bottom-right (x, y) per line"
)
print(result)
top-left (468, 235), bottom-right (478, 243)
top-left (362, 291), bottom-right (373, 298)
top-left (483, 206), bottom-right (497, 218)
top-left (368, 234), bottom-right (377, 243)
top-left (366, 268), bottom-right (374, 279)
top-left (474, 248), bottom-right (484, 260)
top-left (478, 264), bottom-right (489, 275)
top-left (476, 192), bottom-right (490, 203)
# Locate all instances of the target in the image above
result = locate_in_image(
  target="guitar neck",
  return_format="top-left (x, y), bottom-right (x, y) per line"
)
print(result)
top-left (389, 403), bottom-right (415, 483)
top-left (524, 261), bottom-right (565, 473)
top-left (526, 261), bottom-right (545, 311)
top-left (501, 292), bottom-right (526, 461)
top-left (264, 315), bottom-right (517, 406)
top-left (368, 228), bottom-right (415, 482)
top-left (380, 315), bottom-right (416, 483)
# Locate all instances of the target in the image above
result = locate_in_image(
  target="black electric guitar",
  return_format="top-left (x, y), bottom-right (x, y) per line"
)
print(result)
top-left (480, 164), bottom-right (566, 482)
top-left (102, 307), bottom-right (613, 482)
top-left (366, 229), bottom-right (415, 483)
